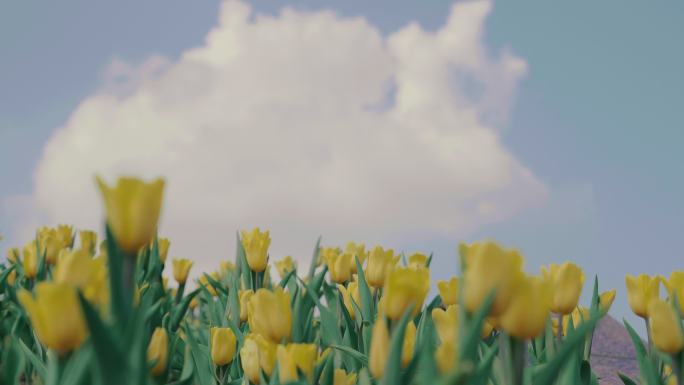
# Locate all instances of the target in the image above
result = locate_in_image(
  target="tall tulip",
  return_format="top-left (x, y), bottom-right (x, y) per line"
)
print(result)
top-left (383, 267), bottom-right (430, 320)
top-left (147, 327), bottom-right (169, 376)
top-left (625, 274), bottom-right (661, 318)
top-left (210, 327), bottom-right (237, 366)
top-left (369, 317), bottom-right (389, 379)
top-left (247, 287), bottom-right (292, 342)
top-left (499, 274), bottom-right (552, 340)
top-left (648, 299), bottom-right (684, 354)
top-left (542, 262), bottom-right (585, 315)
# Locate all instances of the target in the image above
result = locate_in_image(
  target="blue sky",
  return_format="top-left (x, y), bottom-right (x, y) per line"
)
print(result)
top-left (2, 0), bottom-right (684, 331)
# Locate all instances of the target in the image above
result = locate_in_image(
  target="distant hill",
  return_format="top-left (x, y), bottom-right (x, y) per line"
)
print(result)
top-left (591, 315), bottom-right (639, 384)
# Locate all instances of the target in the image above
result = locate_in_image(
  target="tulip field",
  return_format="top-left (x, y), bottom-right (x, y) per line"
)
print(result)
top-left (1, 176), bottom-right (683, 385)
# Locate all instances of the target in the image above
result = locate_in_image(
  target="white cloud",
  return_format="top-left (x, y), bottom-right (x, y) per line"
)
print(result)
top-left (30, 0), bottom-right (547, 276)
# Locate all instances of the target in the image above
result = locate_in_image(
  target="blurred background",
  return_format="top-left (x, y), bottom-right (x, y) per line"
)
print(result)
top-left (1, 0), bottom-right (683, 333)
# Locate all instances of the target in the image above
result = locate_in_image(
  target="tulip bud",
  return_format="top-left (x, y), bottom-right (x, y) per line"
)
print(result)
top-left (6, 247), bottom-right (20, 264)
top-left (462, 241), bottom-right (525, 317)
top-left (239, 290), bottom-right (254, 322)
top-left (156, 238), bottom-right (170, 263)
top-left (383, 267), bottom-right (430, 320)
top-left (369, 317), bottom-right (389, 379)
top-left (277, 345), bottom-right (297, 382)
top-left (41, 234), bottom-right (61, 265)
top-left (542, 262), bottom-right (584, 315)
top-left (17, 283), bottom-right (88, 354)
top-left (79, 230), bottom-right (98, 255)
top-left (599, 289), bottom-right (616, 314)
top-left (333, 368), bottom-right (357, 385)
top-left (437, 277), bottom-right (458, 306)
top-left (241, 228), bottom-right (270, 272)
top-left (96, 176), bottom-right (165, 253)
top-left (247, 287), bottom-right (292, 342)
top-left (402, 321), bottom-right (417, 367)
top-left (23, 242), bottom-right (38, 279)
top-left (276, 343), bottom-right (317, 382)
top-left (172, 258), bottom-right (193, 285)
top-left (338, 282), bottom-right (360, 320)
top-left (648, 299), bottom-right (684, 354)
top-left (147, 328), bottom-right (168, 376)
top-left (318, 247), bottom-right (341, 266)
top-left (625, 274), bottom-right (661, 318)
top-left (275, 256), bottom-right (295, 279)
top-left (210, 327), bottom-right (237, 366)
top-left (366, 246), bottom-right (397, 288)
top-left (432, 305), bottom-right (458, 344)
top-left (499, 274), bottom-right (552, 340)
top-left (241, 333), bottom-right (276, 383)
top-left (328, 252), bottom-right (353, 284)
top-left (7, 270), bottom-right (17, 286)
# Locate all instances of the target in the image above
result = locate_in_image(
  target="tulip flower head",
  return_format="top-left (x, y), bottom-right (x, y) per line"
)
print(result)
top-left (408, 253), bottom-right (428, 269)
top-left (275, 255), bottom-right (296, 279)
top-left (383, 266), bottom-right (430, 320)
top-left (23, 241), bottom-right (38, 279)
top-left (172, 258), bottom-right (193, 285)
top-left (97, 176), bottom-right (165, 254)
top-left (542, 262), bottom-right (585, 315)
top-left (79, 230), bottom-right (98, 255)
top-left (210, 327), bottom-right (237, 366)
top-left (599, 289), bottom-right (617, 314)
top-left (241, 228), bottom-right (271, 272)
top-left (239, 289), bottom-right (254, 322)
top-left (369, 316), bottom-right (389, 379)
top-left (147, 327), bottom-right (169, 376)
top-left (247, 287), bottom-right (292, 342)
top-left (437, 277), bottom-right (459, 306)
top-left (625, 274), bottom-right (661, 318)
top-left (18, 283), bottom-right (88, 354)
top-left (648, 298), bottom-right (684, 354)
top-left (366, 246), bottom-right (398, 289)
top-left (664, 271), bottom-right (684, 317)
top-left (328, 252), bottom-right (353, 284)
top-left (402, 321), bottom-right (417, 367)
top-left (499, 274), bottom-right (553, 340)
top-left (157, 238), bottom-right (170, 264)
top-left (334, 368), bottom-right (357, 385)
top-left (345, 242), bottom-right (366, 273)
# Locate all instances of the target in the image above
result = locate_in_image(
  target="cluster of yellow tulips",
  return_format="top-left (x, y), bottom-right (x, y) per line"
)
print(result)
top-left (0, 176), bottom-right (679, 385)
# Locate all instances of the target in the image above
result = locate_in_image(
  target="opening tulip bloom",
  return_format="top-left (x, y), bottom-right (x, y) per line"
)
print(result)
top-left (247, 287), bottom-right (292, 342)
top-left (147, 327), bottom-right (169, 376)
top-left (542, 262), bottom-right (585, 315)
top-left (648, 299), bottom-right (684, 354)
top-left (382, 266), bottom-right (430, 320)
top-left (461, 241), bottom-right (525, 317)
top-left (79, 230), bottom-right (98, 255)
top-left (210, 327), bottom-right (237, 366)
top-left (276, 343), bottom-right (317, 382)
top-left (625, 274), bottom-right (661, 318)
top-left (345, 242), bottom-right (366, 273)
top-left (241, 227), bottom-right (271, 272)
top-left (275, 255), bottom-right (296, 279)
top-left (408, 253), bottom-right (428, 269)
top-left (334, 369), bottom-right (357, 385)
top-left (172, 258), bottom-right (193, 285)
top-left (18, 283), bottom-right (88, 354)
top-left (599, 289), bottom-right (617, 314)
top-left (96, 176), bottom-right (165, 253)
top-left (328, 252), bottom-right (353, 283)
top-left (663, 271), bottom-right (684, 317)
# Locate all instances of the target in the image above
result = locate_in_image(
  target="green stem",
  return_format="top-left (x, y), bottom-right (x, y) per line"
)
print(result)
top-left (645, 318), bottom-right (652, 356)
top-left (556, 313), bottom-right (563, 342)
top-left (175, 282), bottom-right (186, 304)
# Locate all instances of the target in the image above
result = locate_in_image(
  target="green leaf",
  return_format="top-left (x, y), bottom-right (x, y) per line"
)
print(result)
top-left (623, 319), bottom-right (661, 385)
top-left (329, 344), bottom-right (368, 365)
top-left (460, 290), bottom-right (495, 362)
top-left (307, 236), bottom-right (322, 279)
top-left (617, 371), bottom-right (639, 385)
top-left (183, 322), bottom-right (214, 385)
top-left (170, 289), bottom-right (199, 332)
top-left (354, 256), bottom-right (374, 323)
top-left (2, 339), bottom-right (26, 385)
top-left (18, 338), bottom-right (46, 380)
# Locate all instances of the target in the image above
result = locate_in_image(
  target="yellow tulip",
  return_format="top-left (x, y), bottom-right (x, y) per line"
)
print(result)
top-left (461, 241), bottom-right (525, 317)
top-left (408, 253), bottom-right (428, 269)
top-left (210, 327), bottom-right (237, 366)
top-left (541, 262), bottom-right (585, 315)
top-left (599, 289), bottom-right (616, 314)
top-left (437, 277), bottom-right (458, 306)
top-left (277, 343), bottom-right (317, 382)
top-left (435, 341), bottom-right (457, 374)
top-left (54, 249), bottom-right (108, 306)
top-left (432, 305), bottom-right (458, 344)
top-left (172, 258), bottom-right (193, 285)
top-left (318, 246), bottom-right (341, 266)
top-left (239, 289), bottom-right (254, 322)
top-left (23, 241), bottom-right (38, 279)
top-left (345, 242), bottom-right (366, 273)
top-left (402, 321), bottom-right (416, 367)
top-left (96, 176), bottom-right (165, 253)
top-left (241, 333), bottom-right (277, 383)
top-left (328, 252), bottom-right (353, 284)
top-left (664, 272), bottom-right (684, 316)
top-left (241, 228), bottom-right (270, 272)
top-left (17, 283), bottom-right (88, 354)
top-left (189, 297), bottom-right (199, 310)
top-left (6, 247), bottom-right (19, 264)
top-left (366, 246), bottom-right (397, 288)
top-left (499, 274), bottom-right (552, 340)
top-left (79, 230), bottom-right (98, 255)
top-left (55, 225), bottom-right (74, 249)
top-left (147, 327), bottom-right (168, 376)
top-left (383, 267), bottom-right (430, 320)
top-left (7, 269), bottom-right (17, 285)
top-left (273, 256), bottom-right (295, 279)
top-left (369, 316), bottom-right (389, 379)
top-left (248, 287), bottom-right (292, 342)
top-left (625, 274), bottom-right (661, 318)
top-left (41, 233), bottom-right (61, 265)
top-left (333, 368), bottom-right (357, 385)
top-left (157, 238), bottom-right (170, 263)
top-left (648, 299), bottom-right (684, 354)
top-left (338, 282), bottom-right (360, 320)
top-left (561, 306), bottom-right (590, 335)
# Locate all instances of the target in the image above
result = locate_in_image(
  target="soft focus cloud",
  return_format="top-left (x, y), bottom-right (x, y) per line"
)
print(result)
top-left (29, 0), bottom-right (546, 276)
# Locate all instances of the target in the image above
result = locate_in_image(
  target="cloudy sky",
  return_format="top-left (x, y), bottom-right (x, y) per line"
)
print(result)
top-left (1, 0), bottom-right (683, 330)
